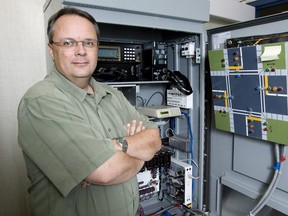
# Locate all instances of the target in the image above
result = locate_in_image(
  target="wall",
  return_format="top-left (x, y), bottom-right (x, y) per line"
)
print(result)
top-left (204, 0), bottom-right (255, 42)
top-left (0, 0), bottom-right (47, 215)
top-left (210, 0), bottom-right (255, 22)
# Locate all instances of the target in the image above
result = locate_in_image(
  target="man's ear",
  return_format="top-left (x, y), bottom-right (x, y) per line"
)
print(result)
top-left (48, 44), bottom-right (54, 60)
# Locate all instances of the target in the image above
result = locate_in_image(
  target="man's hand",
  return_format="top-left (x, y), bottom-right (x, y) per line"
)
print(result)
top-left (126, 120), bottom-right (145, 136)
top-left (113, 119), bottom-right (161, 161)
top-left (112, 120), bottom-right (146, 151)
top-left (82, 180), bottom-right (90, 188)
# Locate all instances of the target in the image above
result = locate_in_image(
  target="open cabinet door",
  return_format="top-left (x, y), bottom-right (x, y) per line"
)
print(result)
top-left (207, 12), bottom-right (288, 216)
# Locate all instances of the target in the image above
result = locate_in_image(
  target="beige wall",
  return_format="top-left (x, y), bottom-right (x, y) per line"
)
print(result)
top-left (0, 0), bottom-right (47, 215)
top-left (210, 0), bottom-right (255, 22)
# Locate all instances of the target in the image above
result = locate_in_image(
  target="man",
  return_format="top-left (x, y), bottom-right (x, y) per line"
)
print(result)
top-left (18, 8), bottom-right (161, 216)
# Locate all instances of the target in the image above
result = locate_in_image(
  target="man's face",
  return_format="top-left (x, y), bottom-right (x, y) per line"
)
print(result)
top-left (48, 15), bottom-right (98, 84)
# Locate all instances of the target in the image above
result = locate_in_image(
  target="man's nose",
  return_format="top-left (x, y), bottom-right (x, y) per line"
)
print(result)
top-left (75, 41), bottom-right (86, 54)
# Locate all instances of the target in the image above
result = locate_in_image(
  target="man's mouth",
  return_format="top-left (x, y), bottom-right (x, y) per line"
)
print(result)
top-left (72, 61), bottom-right (88, 65)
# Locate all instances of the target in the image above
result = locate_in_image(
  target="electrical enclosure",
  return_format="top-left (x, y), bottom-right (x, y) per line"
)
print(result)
top-left (44, 0), bottom-right (207, 214)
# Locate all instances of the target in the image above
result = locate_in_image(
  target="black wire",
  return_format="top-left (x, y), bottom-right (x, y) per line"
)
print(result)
top-left (136, 96), bottom-right (146, 107)
top-left (145, 91), bottom-right (165, 106)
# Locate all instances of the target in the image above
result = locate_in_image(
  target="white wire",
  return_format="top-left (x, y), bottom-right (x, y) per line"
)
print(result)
top-left (249, 144), bottom-right (286, 216)
top-left (252, 145), bottom-right (286, 215)
top-left (249, 144), bottom-right (280, 216)
top-left (181, 159), bottom-right (200, 179)
top-left (181, 158), bottom-right (199, 168)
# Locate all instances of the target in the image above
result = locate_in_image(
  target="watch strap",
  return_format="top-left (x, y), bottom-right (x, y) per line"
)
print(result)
top-left (115, 137), bottom-right (128, 153)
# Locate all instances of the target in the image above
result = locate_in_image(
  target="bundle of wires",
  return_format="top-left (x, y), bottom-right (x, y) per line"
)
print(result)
top-left (249, 144), bottom-right (287, 216)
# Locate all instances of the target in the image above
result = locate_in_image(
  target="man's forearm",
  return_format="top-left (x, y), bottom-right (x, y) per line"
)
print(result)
top-left (87, 121), bottom-right (161, 185)
top-left (124, 128), bottom-right (161, 161)
top-left (86, 151), bottom-right (144, 185)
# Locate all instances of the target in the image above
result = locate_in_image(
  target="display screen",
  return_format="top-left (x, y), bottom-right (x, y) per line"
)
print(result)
top-left (157, 59), bottom-right (166, 64)
top-left (98, 46), bottom-right (120, 60)
top-left (160, 111), bottom-right (169, 115)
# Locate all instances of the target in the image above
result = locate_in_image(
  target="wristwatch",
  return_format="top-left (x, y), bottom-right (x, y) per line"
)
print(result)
top-left (115, 137), bottom-right (128, 153)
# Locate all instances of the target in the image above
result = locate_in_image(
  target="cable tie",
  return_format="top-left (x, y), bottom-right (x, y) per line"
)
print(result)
top-left (272, 162), bottom-right (280, 170)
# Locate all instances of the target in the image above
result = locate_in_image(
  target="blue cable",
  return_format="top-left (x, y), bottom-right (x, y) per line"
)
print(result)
top-left (171, 117), bottom-right (175, 131)
top-left (181, 112), bottom-right (194, 160)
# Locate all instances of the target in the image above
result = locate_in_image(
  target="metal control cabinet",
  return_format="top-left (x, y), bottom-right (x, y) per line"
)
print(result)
top-left (44, 0), bottom-right (208, 214)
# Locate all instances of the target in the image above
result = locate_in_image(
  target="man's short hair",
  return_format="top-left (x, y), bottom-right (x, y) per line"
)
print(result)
top-left (47, 7), bottom-right (100, 43)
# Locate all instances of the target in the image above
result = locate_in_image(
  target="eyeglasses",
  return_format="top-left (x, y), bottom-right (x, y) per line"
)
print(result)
top-left (51, 38), bottom-right (98, 51)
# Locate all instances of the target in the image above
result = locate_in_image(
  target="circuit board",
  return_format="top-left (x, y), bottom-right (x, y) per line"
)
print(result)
top-left (208, 42), bottom-right (288, 145)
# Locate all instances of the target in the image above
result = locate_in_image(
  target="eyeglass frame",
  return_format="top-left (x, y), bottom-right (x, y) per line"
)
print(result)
top-left (50, 38), bottom-right (99, 51)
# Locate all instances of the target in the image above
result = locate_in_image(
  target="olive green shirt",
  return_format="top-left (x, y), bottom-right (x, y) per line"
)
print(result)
top-left (18, 67), bottom-right (157, 216)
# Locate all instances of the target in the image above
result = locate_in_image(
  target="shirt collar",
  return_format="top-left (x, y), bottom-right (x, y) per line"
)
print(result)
top-left (50, 66), bottom-right (111, 103)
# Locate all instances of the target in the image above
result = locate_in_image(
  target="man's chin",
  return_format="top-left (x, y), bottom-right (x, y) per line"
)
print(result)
top-left (73, 69), bottom-right (93, 78)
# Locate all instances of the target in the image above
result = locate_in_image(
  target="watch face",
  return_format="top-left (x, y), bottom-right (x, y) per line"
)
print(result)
top-left (117, 137), bottom-right (128, 153)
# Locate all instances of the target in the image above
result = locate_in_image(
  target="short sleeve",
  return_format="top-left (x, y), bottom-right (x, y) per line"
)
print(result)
top-left (18, 95), bottom-right (116, 197)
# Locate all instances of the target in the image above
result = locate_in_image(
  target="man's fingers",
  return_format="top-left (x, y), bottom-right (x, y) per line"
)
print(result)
top-left (126, 120), bottom-right (146, 136)
top-left (129, 120), bottom-right (137, 135)
top-left (82, 180), bottom-right (90, 188)
top-left (135, 121), bottom-right (143, 133)
top-left (126, 123), bottom-right (131, 134)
